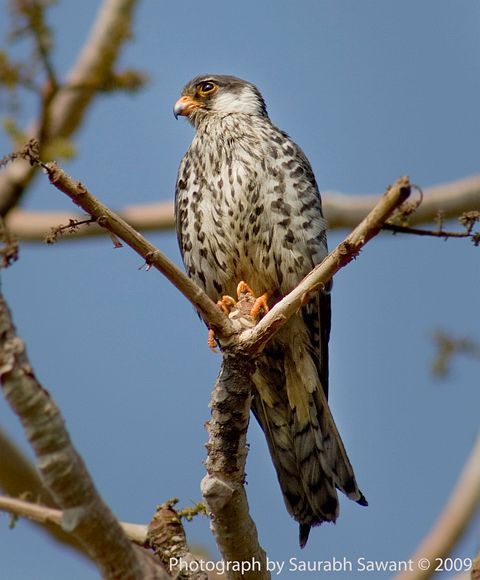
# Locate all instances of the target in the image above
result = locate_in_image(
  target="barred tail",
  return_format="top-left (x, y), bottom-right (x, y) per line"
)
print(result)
top-left (251, 320), bottom-right (367, 548)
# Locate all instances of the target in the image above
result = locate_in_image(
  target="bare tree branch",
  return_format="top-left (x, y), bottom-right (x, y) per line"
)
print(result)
top-left (326, 175), bottom-right (480, 228)
top-left (39, 159), bottom-right (235, 340)
top-left (7, 201), bottom-right (175, 241)
top-left (239, 177), bottom-right (411, 353)
top-left (147, 500), bottom-right (208, 580)
top-left (0, 470), bottom-right (212, 577)
top-left (201, 353), bottom-right (268, 580)
top-left (0, 0), bottom-right (140, 216)
top-left (47, 0), bottom-right (138, 139)
top-left (5, 174), bottom-right (480, 241)
top-left (24, 144), bottom-right (412, 576)
top-left (383, 222), bottom-right (479, 243)
top-left (0, 291), bottom-right (168, 579)
top-left (0, 426), bottom-right (88, 556)
top-left (394, 434), bottom-right (480, 580)
top-left (0, 426), bottom-right (52, 504)
top-left (0, 495), bottom-right (148, 545)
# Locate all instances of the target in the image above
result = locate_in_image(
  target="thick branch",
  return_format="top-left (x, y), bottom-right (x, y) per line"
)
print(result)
top-left (0, 291), bottom-right (168, 579)
top-left (394, 434), bottom-right (480, 580)
top-left (0, 0), bottom-right (139, 216)
top-left (201, 354), bottom-right (269, 580)
top-left (6, 174), bottom-right (480, 241)
top-left (147, 500), bottom-right (208, 580)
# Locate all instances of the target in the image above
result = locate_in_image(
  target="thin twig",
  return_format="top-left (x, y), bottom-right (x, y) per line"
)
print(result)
top-left (239, 176), bottom-right (411, 353)
top-left (0, 0), bottom-right (140, 216)
top-left (38, 159), bottom-right (234, 339)
top-left (0, 495), bottom-right (148, 545)
top-left (383, 223), bottom-right (477, 241)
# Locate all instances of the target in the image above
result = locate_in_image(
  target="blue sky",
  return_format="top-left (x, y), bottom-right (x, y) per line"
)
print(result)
top-left (1, 1), bottom-right (479, 578)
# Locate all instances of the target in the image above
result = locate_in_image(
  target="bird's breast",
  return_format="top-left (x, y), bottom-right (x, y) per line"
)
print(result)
top-left (176, 121), bottom-right (327, 302)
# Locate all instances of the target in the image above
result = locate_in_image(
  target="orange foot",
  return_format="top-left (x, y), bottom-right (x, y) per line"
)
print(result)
top-left (208, 283), bottom-right (270, 351)
top-left (236, 281), bottom-right (270, 319)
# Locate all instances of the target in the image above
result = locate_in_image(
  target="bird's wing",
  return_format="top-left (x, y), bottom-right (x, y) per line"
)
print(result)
top-left (302, 290), bottom-right (331, 399)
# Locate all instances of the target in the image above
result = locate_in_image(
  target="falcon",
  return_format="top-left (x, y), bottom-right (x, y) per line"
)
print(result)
top-left (174, 74), bottom-right (367, 547)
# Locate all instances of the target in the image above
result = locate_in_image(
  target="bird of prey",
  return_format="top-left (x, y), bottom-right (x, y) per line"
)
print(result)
top-left (174, 74), bottom-right (367, 547)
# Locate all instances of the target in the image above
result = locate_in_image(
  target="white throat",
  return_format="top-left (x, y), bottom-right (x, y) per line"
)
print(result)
top-left (212, 87), bottom-right (261, 115)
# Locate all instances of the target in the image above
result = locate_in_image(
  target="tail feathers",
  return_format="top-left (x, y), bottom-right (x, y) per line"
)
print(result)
top-left (311, 378), bottom-right (365, 503)
top-left (251, 323), bottom-right (367, 548)
top-left (299, 524), bottom-right (311, 549)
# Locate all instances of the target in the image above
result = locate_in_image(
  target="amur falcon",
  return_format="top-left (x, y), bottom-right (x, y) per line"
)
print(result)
top-left (174, 74), bottom-right (367, 547)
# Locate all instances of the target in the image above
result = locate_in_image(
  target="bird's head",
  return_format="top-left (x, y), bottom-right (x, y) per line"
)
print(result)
top-left (174, 75), bottom-right (267, 125)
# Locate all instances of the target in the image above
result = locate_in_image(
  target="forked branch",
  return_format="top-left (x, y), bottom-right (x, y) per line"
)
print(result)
top-left (20, 148), bottom-right (410, 577)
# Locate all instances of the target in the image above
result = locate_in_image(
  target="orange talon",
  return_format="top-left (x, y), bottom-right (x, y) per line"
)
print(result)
top-left (217, 295), bottom-right (236, 315)
top-left (208, 295), bottom-right (236, 350)
top-left (208, 328), bottom-right (218, 351)
top-left (251, 292), bottom-right (270, 319)
top-left (236, 281), bottom-right (269, 319)
top-left (236, 281), bottom-right (255, 299)
top-left (209, 282), bottom-right (270, 348)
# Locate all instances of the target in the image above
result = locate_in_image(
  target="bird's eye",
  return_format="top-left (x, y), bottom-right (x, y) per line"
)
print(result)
top-left (197, 81), bottom-right (217, 96)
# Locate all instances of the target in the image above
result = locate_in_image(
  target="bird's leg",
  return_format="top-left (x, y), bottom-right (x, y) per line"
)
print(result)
top-left (236, 281), bottom-right (270, 319)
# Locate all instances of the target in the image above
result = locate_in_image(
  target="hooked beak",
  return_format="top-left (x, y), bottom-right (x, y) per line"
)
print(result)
top-left (174, 95), bottom-right (201, 119)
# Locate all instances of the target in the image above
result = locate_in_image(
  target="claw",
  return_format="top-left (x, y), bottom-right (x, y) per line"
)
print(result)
top-left (208, 282), bottom-right (270, 348)
top-left (236, 281), bottom-right (254, 299)
top-left (207, 295), bottom-right (237, 350)
top-left (236, 281), bottom-right (269, 319)
top-left (208, 328), bottom-right (218, 351)
top-left (217, 295), bottom-right (236, 315)
top-left (250, 292), bottom-right (270, 319)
